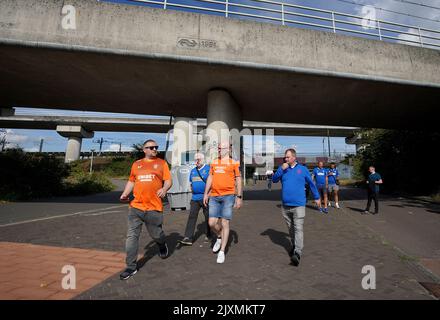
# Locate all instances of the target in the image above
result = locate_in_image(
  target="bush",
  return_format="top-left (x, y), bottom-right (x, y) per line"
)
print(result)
top-left (353, 129), bottom-right (440, 195)
top-left (63, 172), bottom-right (114, 196)
top-left (103, 157), bottom-right (132, 178)
top-left (0, 149), bottom-right (69, 200)
top-left (0, 149), bottom-right (114, 201)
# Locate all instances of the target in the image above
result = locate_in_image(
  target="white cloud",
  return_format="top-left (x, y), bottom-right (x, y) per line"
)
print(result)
top-left (352, 0), bottom-right (440, 48)
top-left (4, 129), bottom-right (30, 144)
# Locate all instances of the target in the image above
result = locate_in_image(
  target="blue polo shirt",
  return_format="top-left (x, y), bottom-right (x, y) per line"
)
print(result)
top-left (189, 164), bottom-right (210, 201)
top-left (272, 163), bottom-right (320, 207)
top-left (368, 172), bottom-right (382, 193)
top-left (313, 167), bottom-right (328, 186)
top-left (327, 168), bottom-right (339, 185)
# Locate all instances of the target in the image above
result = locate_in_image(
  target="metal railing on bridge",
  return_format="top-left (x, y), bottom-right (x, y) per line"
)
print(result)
top-left (113, 0), bottom-right (440, 49)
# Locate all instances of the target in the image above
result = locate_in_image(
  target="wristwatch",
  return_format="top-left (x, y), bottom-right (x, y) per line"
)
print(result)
top-left (236, 195), bottom-right (242, 199)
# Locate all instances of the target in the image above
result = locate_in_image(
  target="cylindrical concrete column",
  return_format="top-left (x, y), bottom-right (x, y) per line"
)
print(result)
top-left (171, 117), bottom-right (197, 166)
top-left (65, 137), bottom-right (82, 163)
top-left (205, 89), bottom-right (243, 162)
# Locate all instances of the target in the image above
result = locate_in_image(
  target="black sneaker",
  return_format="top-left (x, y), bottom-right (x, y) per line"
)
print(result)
top-left (158, 243), bottom-right (169, 259)
top-left (120, 268), bottom-right (137, 280)
top-left (178, 237), bottom-right (193, 246)
top-left (290, 253), bottom-right (301, 267)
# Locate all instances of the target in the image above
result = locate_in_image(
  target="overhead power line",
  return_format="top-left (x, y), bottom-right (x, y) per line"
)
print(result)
top-left (334, 0), bottom-right (440, 23)
top-left (389, 0), bottom-right (440, 11)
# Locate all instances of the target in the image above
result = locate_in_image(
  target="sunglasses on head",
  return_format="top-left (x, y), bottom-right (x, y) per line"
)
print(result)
top-left (144, 146), bottom-right (159, 150)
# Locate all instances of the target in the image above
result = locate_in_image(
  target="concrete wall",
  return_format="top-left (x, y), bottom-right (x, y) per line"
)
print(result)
top-left (1, 0), bottom-right (439, 85)
top-left (1, 0), bottom-right (439, 129)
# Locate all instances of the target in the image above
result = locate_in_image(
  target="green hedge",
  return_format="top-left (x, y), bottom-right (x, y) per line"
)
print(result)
top-left (0, 149), bottom-right (69, 200)
top-left (0, 149), bottom-right (114, 201)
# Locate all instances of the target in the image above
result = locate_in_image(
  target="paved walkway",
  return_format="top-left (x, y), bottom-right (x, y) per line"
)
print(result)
top-left (0, 181), bottom-right (438, 299)
top-left (0, 242), bottom-right (125, 300)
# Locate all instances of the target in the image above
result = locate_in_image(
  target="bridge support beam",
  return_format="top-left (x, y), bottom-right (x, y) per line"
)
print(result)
top-left (56, 125), bottom-right (94, 163)
top-left (205, 89), bottom-right (243, 162)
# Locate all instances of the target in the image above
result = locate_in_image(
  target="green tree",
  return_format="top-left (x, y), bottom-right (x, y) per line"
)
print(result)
top-left (354, 129), bottom-right (440, 195)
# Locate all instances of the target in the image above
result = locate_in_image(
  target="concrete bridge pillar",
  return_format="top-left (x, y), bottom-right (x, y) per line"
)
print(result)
top-left (171, 117), bottom-right (198, 167)
top-left (205, 89), bottom-right (243, 163)
top-left (56, 125), bottom-right (94, 163)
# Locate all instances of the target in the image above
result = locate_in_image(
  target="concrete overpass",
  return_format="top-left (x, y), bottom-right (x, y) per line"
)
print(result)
top-left (1, 0), bottom-right (439, 165)
top-left (0, 0), bottom-right (439, 130)
top-left (0, 112), bottom-right (359, 162)
top-left (0, 114), bottom-right (359, 136)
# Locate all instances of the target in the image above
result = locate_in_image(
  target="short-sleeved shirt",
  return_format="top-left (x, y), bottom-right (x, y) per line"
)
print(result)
top-left (327, 168), bottom-right (339, 185)
top-left (368, 172), bottom-right (382, 193)
top-left (189, 164), bottom-right (210, 201)
top-left (313, 167), bottom-right (328, 186)
top-left (128, 157), bottom-right (171, 212)
top-left (209, 158), bottom-right (241, 197)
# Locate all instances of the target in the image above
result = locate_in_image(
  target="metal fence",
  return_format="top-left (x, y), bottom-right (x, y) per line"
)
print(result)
top-left (116, 0), bottom-right (440, 49)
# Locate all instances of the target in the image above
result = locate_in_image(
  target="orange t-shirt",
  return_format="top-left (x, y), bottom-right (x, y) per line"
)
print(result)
top-left (129, 157), bottom-right (171, 212)
top-left (209, 158), bottom-right (241, 197)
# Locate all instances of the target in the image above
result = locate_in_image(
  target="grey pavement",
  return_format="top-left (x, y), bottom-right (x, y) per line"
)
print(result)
top-left (0, 181), bottom-right (438, 299)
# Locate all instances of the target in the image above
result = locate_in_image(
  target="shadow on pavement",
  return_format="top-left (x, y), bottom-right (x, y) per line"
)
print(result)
top-left (260, 228), bottom-right (291, 255)
top-left (136, 232), bottom-right (180, 270)
top-left (225, 230), bottom-right (239, 254)
top-left (346, 207), bottom-right (368, 214)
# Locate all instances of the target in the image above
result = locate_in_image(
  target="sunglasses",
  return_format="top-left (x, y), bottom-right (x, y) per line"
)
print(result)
top-left (144, 146), bottom-right (159, 150)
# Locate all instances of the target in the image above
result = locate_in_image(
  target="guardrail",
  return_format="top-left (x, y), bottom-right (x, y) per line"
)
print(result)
top-left (117, 0), bottom-right (440, 49)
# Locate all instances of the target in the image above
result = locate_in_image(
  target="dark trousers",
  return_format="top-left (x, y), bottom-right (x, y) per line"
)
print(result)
top-left (125, 207), bottom-right (166, 270)
top-left (184, 200), bottom-right (211, 239)
top-left (366, 189), bottom-right (379, 213)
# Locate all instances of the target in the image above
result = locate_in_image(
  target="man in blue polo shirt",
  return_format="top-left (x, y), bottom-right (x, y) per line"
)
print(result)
top-left (364, 166), bottom-right (383, 215)
top-left (272, 148), bottom-right (320, 267)
top-left (179, 153), bottom-right (211, 245)
top-left (312, 161), bottom-right (329, 214)
top-left (327, 162), bottom-right (340, 209)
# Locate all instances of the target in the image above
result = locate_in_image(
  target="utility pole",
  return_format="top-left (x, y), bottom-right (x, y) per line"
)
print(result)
top-left (90, 149), bottom-right (95, 174)
top-left (119, 142), bottom-right (122, 153)
top-left (39, 138), bottom-right (44, 153)
top-left (92, 137), bottom-right (107, 156)
top-left (98, 137), bottom-right (103, 155)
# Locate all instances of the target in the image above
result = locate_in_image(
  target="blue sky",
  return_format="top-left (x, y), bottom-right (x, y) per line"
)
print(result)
top-left (3, 0), bottom-right (439, 155)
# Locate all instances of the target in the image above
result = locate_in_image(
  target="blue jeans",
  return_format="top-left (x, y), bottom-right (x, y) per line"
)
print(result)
top-left (208, 195), bottom-right (235, 220)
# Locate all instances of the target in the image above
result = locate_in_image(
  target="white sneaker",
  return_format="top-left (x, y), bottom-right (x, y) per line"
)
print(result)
top-left (335, 203), bottom-right (340, 209)
top-left (217, 251), bottom-right (225, 264)
top-left (212, 238), bottom-right (222, 253)
top-left (328, 201), bottom-right (332, 207)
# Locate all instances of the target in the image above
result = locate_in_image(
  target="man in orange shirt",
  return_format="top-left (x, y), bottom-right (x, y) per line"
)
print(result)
top-left (203, 141), bottom-right (242, 264)
top-left (119, 139), bottom-right (172, 280)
